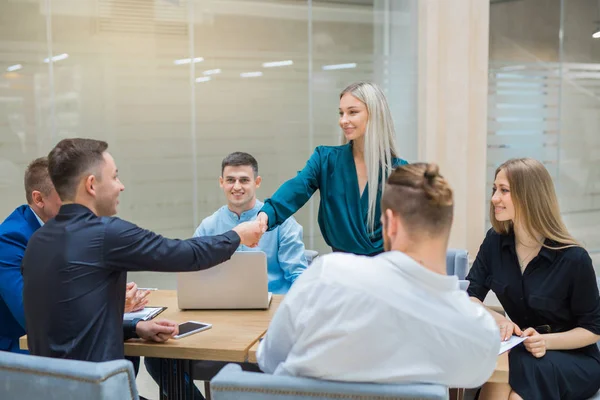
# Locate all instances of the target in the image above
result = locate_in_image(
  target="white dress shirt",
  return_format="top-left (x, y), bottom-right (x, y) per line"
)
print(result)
top-left (257, 251), bottom-right (500, 388)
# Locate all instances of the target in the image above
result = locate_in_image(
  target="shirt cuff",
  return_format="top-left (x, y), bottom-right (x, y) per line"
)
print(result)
top-left (123, 318), bottom-right (142, 340)
top-left (259, 203), bottom-right (277, 231)
top-left (223, 229), bottom-right (242, 247)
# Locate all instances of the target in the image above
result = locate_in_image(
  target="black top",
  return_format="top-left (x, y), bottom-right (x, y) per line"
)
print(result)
top-left (467, 229), bottom-right (600, 344)
top-left (22, 204), bottom-right (241, 362)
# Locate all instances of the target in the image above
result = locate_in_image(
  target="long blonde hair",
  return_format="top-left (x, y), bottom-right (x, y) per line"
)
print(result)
top-left (340, 82), bottom-right (399, 233)
top-left (490, 158), bottom-right (579, 249)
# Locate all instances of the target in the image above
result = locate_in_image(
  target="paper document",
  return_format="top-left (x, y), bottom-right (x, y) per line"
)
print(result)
top-left (498, 335), bottom-right (526, 355)
top-left (124, 306), bottom-right (166, 321)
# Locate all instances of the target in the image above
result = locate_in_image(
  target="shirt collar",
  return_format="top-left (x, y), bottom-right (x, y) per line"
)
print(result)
top-left (29, 207), bottom-right (45, 227)
top-left (499, 231), bottom-right (556, 262)
top-left (225, 199), bottom-right (263, 221)
top-left (57, 203), bottom-right (96, 217)
top-left (377, 250), bottom-right (459, 292)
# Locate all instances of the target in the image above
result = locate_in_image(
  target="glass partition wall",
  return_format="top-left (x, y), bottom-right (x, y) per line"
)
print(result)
top-left (488, 0), bottom-right (600, 269)
top-left (0, 0), bottom-right (419, 287)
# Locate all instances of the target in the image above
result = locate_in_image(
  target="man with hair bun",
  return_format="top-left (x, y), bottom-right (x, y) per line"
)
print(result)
top-left (257, 163), bottom-right (500, 389)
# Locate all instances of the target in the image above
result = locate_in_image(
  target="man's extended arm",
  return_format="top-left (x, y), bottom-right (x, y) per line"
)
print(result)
top-left (104, 218), bottom-right (263, 272)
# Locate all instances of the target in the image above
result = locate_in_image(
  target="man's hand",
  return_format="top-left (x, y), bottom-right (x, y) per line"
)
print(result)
top-left (256, 212), bottom-right (268, 233)
top-left (522, 327), bottom-right (546, 358)
top-left (124, 282), bottom-right (150, 313)
top-left (233, 220), bottom-right (263, 247)
top-left (136, 319), bottom-right (179, 342)
top-left (497, 318), bottom-right (523, 341)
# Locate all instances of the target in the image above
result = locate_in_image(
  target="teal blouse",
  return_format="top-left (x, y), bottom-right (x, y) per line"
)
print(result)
top-left (261, 143), bottom-right (408, 256)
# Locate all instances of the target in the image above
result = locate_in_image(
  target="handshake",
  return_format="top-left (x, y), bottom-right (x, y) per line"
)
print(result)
top-left (232, 212), bottom-right (269, 248)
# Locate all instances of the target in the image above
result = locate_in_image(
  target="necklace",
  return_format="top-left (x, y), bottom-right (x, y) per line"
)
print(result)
top-left (517, 245), bottom-right (539, 271)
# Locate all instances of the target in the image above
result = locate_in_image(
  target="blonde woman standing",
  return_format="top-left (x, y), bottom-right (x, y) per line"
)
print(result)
top-left (467, 158), bottom-right (600, 400)
top-left (257, 82), bottom-right (407, 256)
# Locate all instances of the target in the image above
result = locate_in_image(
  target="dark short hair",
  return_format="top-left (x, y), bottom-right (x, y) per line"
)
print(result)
top-left (48, 138), bottom-right (108, 201)
top-left (221, 152), bottom-right (258, 177)
top-left (381, 163), bottom-right (453, 236)
top-left (24, 157), bottom-right (53, 204)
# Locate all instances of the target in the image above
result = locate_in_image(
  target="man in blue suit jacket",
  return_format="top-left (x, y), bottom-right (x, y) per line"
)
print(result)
top-left (0, 157), bottom-right (149, 355)
top-left (0, 157), bottom-right (62, 353)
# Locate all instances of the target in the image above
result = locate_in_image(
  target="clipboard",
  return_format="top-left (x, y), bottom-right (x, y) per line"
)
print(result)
top-left (124, 306), bottom-right (167, 322)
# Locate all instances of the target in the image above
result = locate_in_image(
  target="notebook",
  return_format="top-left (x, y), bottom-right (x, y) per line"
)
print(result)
top-left (123, 306), bottom-right (166, 321)
top-left (499, 335), bottom-right (526, 355)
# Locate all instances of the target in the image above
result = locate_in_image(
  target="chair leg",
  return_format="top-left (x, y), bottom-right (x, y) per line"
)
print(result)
top-left (450, 388), bottom-right (465, 400)
top-left (204, 381), bottom-right (212, 400)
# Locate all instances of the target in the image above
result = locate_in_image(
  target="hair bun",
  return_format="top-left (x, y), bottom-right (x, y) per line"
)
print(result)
top-left (423, 164), bottom-right (439, 182)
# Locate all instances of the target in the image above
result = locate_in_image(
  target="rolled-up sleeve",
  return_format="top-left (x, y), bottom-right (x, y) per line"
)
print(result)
top-left (466, 230), bottom-right (493, 302)
top-left (570, 250), bottom-right (600, 335)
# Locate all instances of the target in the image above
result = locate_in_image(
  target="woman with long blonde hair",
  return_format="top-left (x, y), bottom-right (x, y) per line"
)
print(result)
top-left (257, 82), bottom-right (407, 255)
top-left (467, 158), bottom-right (600, 400)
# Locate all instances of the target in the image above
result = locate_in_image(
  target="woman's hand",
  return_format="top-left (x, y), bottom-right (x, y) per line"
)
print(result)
top-left (256, 212), bottom-right (268, 233)
top-left (522, 327), bottom-right (546, 358)
top-left (498, 319), bottom-right (523, 341)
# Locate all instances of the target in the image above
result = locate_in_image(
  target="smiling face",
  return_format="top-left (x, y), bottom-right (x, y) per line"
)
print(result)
top-left (491, 168), bottom-right (515, 222)
top-left (93, 152), bottom-right (125, 217)
top-left (220, 165), bottom-right (261, 214)
top-left (339, 92), bottom-right (368, 142)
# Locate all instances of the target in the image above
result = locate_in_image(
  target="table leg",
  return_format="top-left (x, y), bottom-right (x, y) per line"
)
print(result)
top-left (156, 358), bottom-right (200, 400)
top-left (204, 381), bottom-right (212, 400)
top-left (178, 359), bottom-right (186, 398)
top-left (188, 360), bottom-right (196, 400)
top-left (158, 358), bottom-right (166, 400)
top-left (168, 359), bottom-right (175, 399)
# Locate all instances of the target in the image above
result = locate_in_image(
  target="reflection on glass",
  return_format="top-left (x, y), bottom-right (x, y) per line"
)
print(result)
top-left (488, 0), bottom-right (600, 265)
top-left (0, 0), bottom-right (420, 260)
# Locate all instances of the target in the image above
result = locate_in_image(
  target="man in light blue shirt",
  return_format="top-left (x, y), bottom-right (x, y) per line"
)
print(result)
top-left (145, 153), bottom-right (308, 396)
top-left (194, 152), bottom-right (308, 294)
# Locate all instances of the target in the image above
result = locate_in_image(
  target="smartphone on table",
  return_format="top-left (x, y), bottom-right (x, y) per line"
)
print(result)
top-left (174, 321), bottom-right (212, 339)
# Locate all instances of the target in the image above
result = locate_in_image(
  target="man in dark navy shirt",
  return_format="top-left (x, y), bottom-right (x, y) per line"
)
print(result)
top-left (22, 138), bottom-right (263, 362)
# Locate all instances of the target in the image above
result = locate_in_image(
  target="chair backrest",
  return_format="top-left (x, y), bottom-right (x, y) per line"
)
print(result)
top-left (597, 277), bottom-right (600, 353)
top-left (304, 249), bottom-right (319, 264)
top-left (446, 249), bottom-right (469, 279)
top-left (211, 364), bottom-right (448, 400)
top-left (0, 351), bottom-right (139, 400)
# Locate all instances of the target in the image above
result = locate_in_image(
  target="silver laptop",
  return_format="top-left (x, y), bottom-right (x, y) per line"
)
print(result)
top-left (177, 251), bottom-right (272, 310)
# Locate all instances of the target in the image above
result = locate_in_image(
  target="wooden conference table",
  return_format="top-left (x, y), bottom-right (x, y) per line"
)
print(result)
top-left (21, 290), bottom-right (282, 400)
top-left (123, 290), bottom-right (281, 362)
